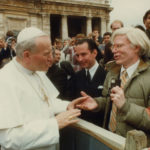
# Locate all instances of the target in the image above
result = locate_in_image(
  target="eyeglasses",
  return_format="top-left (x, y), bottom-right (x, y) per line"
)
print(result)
top-left (112, 44), bottom-right (125, 50)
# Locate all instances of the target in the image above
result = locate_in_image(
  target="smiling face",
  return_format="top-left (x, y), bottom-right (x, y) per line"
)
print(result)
top-left (75, 42), bottom-right (97, 69)
top-left (26, 36), bottom-right (53, 71)
top-left (112, 35), bottom-right (140, 68)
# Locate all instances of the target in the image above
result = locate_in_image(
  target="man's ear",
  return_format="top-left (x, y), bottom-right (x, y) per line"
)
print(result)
top-left (93, 49), bottom-right (98, 57)
top-left (135, 45), bottom-right (141, 54)
top-left (23, 50), bottom-right (31, 61)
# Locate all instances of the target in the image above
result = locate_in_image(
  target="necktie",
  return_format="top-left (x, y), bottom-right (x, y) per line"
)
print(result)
top-left (109, 70), bottom-right (128, 132)
top-left (86, 70), bottom-right (91, 83)
top-left (120, 70), bottom-right (128, 88)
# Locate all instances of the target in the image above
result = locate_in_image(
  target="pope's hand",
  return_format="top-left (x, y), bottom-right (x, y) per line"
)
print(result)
top-left (67, 91), bottom-right (98, 111)
top-left (56, 109), bottom-right (81, 129)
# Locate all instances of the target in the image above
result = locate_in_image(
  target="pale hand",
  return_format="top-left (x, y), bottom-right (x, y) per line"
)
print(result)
top-left (67, 91), bottom-right (98, 111)
top-left (110, 86), bottom-right (125, 109)
top-left (56, 109), bottom-right (81, 129)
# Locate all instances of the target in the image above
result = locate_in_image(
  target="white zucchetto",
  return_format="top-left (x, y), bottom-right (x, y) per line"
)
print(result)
top-left (17, 27), bottom-right (47, 43)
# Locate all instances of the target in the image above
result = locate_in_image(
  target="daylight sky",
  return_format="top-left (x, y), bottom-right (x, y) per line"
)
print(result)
top-left (109, 0), bottom-right (150, 28)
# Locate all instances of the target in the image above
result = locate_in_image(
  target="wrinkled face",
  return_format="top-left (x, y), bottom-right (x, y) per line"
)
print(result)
top-left (144, 14), bottom-right (150, 29)
top-left (112, 35), bottom-right (139, 68)
top-left (54, 49), bottom-right (61, 63)
top-left (28, 36), bottom-right (53, 71)
top-left (75, 42), bottom-right (97, 69)
top-left (111, 22), bottom-right (122, 32)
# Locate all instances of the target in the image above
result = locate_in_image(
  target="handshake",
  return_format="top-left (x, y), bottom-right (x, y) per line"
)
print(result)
top-left (56, 91), bottom-right (98, 129)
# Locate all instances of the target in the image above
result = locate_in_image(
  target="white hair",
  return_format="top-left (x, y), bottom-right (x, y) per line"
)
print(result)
top-left (111, 27), bottom-right (150, 58)
top-left (15, 27), bottom-right (47, 58)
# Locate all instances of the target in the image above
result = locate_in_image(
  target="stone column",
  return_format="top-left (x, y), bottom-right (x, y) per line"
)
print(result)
top-left (42, 13), bottom-right (50, 36)
top-left (106, 19), bottom-right (110, 32)
top-left (101, 17), bottom-right (107, 36)
top-left (86, 16), bottom-right (92, 36)
top-left (61, 15), bottom-right (68, 40)
top-left (0, 13), bottom-right (5, 36)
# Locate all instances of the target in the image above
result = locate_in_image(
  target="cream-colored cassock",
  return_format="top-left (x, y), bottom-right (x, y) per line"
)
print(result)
top-left (0, 58), bottom-right (70, 150)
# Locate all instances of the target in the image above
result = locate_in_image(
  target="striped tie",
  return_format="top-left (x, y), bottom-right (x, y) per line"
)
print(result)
top-left (109, 70), bottom-right (128, 132)
top-left (120, 70), bottom-right (128, 88)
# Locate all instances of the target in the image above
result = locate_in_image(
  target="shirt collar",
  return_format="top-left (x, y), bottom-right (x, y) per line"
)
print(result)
top-left (86, 61), bottom-right (99, 79)
top-left (120, 59), bottom-right (140, 78)
top-left (13, 57), bottom-right (35, 75)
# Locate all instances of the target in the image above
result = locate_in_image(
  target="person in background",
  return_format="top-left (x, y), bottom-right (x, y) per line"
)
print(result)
top-left (0, 27), bottom-right (81, 150)
top-left (98, 32), bottom-right (112, 56)
top-left (47, 48), bottom-right (68, 100)
top-left (143, 9), bottom-right (150, 39)
top-left (110, 20), bottom-right (124, 32)
top-left (92, 29), bottom-right (103, 45)
top-left (0, 36), bottom-right (16, 68)
top-left (52, 48), bottom-right (61, 65)
top-left (99, 42), bottom-right (114, 69)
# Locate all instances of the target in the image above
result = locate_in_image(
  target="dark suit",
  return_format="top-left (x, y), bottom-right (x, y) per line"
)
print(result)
top-left (74, 65), bottom-right (106, 126)
top-left (46, 64), bottom-right (68, 99)
top-left (46, 62), bottom-right (75, 100)
top-left (0, 46), bottom-right (16, 68)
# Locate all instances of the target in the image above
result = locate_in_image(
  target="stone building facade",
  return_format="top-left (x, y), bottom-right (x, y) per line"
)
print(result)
top-left (0, 0), bottom-right (112, 42)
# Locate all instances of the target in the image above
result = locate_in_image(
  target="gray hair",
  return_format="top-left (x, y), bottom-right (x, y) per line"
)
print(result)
top-left (15, 37), bottom-right (37, 58)
top-left (111, 27), bottom-right (150, 58)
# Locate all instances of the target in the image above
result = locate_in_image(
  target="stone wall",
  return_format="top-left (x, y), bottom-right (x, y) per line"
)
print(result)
top-left (0, 0), bottom-right (112, 38)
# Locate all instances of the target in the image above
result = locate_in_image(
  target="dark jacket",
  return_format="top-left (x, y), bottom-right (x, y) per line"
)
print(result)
top-left (46, 64), bottom-right (68, 99)
top-left (47, 62), bottom-right (75, 100)
top-left (74, 65), bottom-right (106, 126)
top-left (0, 47), bottom-right (16, 68)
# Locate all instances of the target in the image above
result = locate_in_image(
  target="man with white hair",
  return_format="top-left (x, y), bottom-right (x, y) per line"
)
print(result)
top-left (0, 27), bottom-right (81, 150)
top-left (70, 27), bottom-right (150, 146)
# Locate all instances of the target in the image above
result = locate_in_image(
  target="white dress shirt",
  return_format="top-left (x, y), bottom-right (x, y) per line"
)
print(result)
top-left (120, 59), bottom-right (140, 79)
top-left (86, 61), bottom-right (99, 80)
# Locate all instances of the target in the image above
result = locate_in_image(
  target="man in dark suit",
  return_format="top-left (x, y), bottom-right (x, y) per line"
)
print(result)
top-left (74, 38), bottom-right (106, 126)
top-left (47, 49), bottom-right (75, 100)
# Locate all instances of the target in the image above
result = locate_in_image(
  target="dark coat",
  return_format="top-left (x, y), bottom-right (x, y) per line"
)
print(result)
top-left (46, 64), bottom-right (68, 99)
top-left (0, 47), bottom-right (16, 68)
top-left (46, 61), bottom-right (75, 100)
top-left (74, 65), bottom-right (106, 97)
top-left (74, 65), bottom-right (106, 126)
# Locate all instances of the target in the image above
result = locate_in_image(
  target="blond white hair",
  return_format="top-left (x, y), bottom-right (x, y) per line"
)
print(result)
top-left (111, 27), bottom-right (150, 58)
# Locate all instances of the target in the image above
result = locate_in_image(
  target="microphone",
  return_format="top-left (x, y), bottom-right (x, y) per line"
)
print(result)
top-left (104, 78), bottom-right (121, 129)
top-left (109, 78), bottom-right (121, 93)
top-left (109, 77), bottom-right (121, 106)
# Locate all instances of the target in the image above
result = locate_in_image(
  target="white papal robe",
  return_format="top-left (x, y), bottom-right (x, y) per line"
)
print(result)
top-left (0, 58), bottom-right (70, 150)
